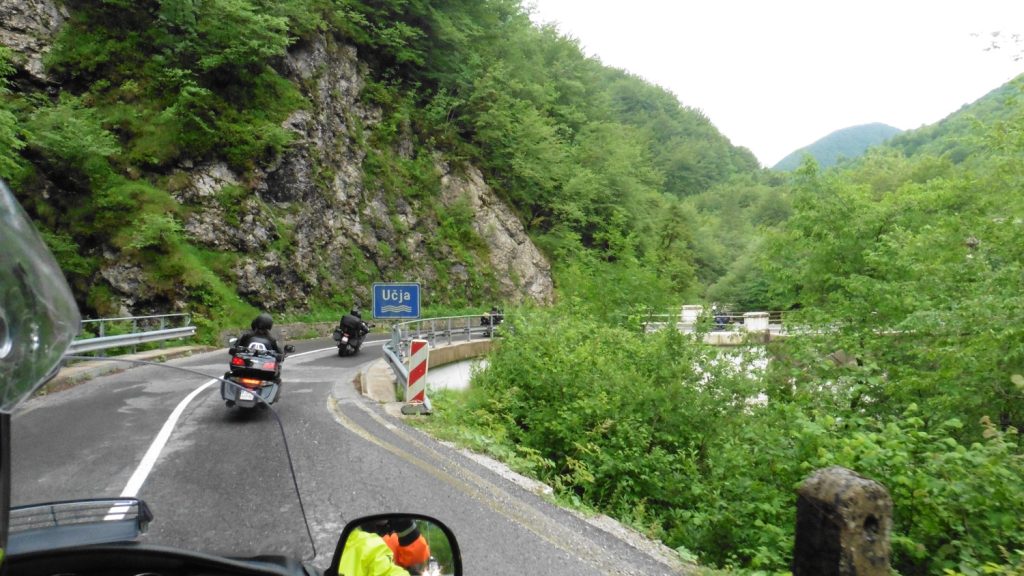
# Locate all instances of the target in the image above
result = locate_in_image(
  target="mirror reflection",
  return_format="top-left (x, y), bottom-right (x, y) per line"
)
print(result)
top-left (338, 515), bottom-right (458, 576)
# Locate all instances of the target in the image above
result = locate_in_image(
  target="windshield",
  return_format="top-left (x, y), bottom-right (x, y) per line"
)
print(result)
top-left (0, 181), bottom-right (80, 412)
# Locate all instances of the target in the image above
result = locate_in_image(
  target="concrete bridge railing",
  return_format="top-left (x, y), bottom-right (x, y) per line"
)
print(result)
top-left (644, 306), bottom-right (786, 345)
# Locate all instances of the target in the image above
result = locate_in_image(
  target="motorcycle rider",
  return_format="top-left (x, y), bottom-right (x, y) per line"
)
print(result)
top-left (380, 517), bottom-right (431, 572)
top-left (340, 308), bottom-right (371, 341)
top-left (481, 305), bottom-right (503, 336)
top-left (233, 312), bottom-right (283, 359)
top-left (481, 305), bottom-right (503, 326)
top-left (338, 520), bottom-right (410, 576)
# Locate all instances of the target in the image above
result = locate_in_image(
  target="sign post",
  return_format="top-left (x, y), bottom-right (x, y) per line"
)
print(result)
top-left (401, 338), bottom-right (432, 415)
top-left (373, 283), bottom-right (421, 320)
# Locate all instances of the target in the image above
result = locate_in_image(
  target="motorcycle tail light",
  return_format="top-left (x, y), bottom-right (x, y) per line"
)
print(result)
top-left (239, 378), bottom-right (262, 388)
top-left (230, 356), bottom-right (245, 367)
top-left (262, 362), bottom-right (277, 371)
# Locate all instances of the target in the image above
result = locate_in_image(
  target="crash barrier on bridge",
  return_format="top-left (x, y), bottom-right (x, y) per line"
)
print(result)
top-left (793, 466), bottom-right (892, 575)
top-left (68, 314), bottom-right (196, 355)
top-left (643, 306), bottom-right (786, 345)
top-left (382, 315), bottom-right (496, 406)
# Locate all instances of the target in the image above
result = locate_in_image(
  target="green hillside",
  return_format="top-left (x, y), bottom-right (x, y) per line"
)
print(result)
top-left (0, 0), bottom-right (762, 335)
top-left (888, 74), bottom-right (1024, 163)
top-left (772, 122), bottom-right (902, 171)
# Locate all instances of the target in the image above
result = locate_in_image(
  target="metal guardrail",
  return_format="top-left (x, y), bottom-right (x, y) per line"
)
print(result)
top-left (68, 314), bottom-right (196, 355)
top-left (383, 315), bottom-right (495, 390)
top-left (639, 311), bottom-right (786, 332)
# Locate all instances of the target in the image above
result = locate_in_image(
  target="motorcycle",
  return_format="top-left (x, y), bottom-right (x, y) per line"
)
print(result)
top-left (480, 310), bottom-right (503, 338)
top-left (334, 322), bottom-right (374, 356)
top-left (222, 339), bottom-right (296, 408)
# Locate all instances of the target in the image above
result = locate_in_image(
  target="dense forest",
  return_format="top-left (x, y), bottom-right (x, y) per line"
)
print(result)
top-left (421, 73), bottom-right (1024, 575)
top-left (3, 1), bottom-right (1024, 574)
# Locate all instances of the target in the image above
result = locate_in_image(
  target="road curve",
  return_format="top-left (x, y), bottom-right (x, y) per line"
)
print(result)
top-left (12, 338), bottom-right (688, 575)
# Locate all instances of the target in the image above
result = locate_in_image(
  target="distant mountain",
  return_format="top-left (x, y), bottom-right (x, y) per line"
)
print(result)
top-left (772, 123), bottom-right (903, 171)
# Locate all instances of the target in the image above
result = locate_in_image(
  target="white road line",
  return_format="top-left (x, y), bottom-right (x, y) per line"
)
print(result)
top-left (106, 345), bottom-right (338, 519)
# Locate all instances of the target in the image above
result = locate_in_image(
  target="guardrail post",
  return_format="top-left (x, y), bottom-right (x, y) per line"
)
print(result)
top-left (793, 466), bottom-right (892, 576)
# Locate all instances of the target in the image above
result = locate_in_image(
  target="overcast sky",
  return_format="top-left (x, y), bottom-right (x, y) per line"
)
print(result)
top-left (526, 1), bottom-right (1024, 167)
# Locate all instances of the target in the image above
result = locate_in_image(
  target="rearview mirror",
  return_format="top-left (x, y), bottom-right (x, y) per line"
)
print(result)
top-left (329, 514), bottom-right (461, 576)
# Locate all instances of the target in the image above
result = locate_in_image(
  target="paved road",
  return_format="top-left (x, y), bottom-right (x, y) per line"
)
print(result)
top-left (12, 338), bottom-right (688, 575)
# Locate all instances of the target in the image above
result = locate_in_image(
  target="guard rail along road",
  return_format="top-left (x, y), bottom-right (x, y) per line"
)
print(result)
top-left (67, 314), bottom-right (197, 355)
top-left (382, 314), bottom-right (495, 395)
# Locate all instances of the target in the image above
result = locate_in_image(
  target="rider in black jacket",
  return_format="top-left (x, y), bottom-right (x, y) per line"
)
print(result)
top-left (339, 308), bottom-right (370, 339)
top-left (234, 312), bottom-right (283, 359)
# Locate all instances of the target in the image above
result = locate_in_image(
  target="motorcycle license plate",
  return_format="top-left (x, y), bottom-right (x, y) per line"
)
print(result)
top-left (239, 390), bottom-right (255, 401)
top-left (341, 336), bottom-right (349, 343)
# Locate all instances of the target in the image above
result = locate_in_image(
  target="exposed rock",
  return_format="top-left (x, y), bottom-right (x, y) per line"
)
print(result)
top-left (236, 252), bottom-right (308, 311)
top-left (172, 162), bottom-right (240, 203)
top-left (5, 5), bottom-right (556, 313)
top-left (439, 162), bottom-right (555, 304)
top-left (173, 163), bottom-right (276, 252)
top-left (0, 0), bottom-right (67, 83)
top-left (99, 261), bottom-right (152, 308)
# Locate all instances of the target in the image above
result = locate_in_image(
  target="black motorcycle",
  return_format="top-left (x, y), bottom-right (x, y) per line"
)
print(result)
top-left (333, 324), bottom-right (370, 356)
top-left (481, 309), bottom-right (504, 337)
top-left (221, 341), bottom-right (295, 408)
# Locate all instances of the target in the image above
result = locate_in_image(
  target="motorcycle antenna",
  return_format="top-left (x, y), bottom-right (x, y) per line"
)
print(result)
top-left (62, 355), bottom-right (319, 561)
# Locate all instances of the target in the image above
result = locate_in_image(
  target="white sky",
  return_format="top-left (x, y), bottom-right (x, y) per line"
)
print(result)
top-left (526, 1), bottom-right (1024, 167)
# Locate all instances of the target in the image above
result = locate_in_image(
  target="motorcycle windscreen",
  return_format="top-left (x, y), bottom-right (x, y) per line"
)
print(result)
top-left (0, 180), bottom-right (80, 412)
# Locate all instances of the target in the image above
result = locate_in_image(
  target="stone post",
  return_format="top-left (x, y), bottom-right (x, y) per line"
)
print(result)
top-left (679, 305), bottom-right (703, 332)
top-left (742, 312), bottom-right (771, 343)
top-left (793, 466), bottom-right (892, 576)
top-left (743, 311), bottom-right (770, 331)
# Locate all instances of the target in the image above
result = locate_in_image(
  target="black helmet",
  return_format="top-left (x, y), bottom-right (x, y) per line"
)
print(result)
top-left (361, 518), bottom-right (391, 536)
top-left (252, 312), bottom-right (274, 331)
top-left (351, 308), bottom-right (361, 318)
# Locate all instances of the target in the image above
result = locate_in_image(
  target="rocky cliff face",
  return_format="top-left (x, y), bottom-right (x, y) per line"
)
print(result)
top-left (0, 0), bottom-right (66, 83)
top-left (1, 2), bottom-right (554, 314)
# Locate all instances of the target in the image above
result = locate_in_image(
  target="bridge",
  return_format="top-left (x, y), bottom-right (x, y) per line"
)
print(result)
top-left (643, 305), bottom-right (786, 345)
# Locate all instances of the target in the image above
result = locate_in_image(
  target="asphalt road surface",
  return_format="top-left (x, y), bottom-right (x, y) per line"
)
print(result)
top-left (12, 338), bottom-right (688, 575)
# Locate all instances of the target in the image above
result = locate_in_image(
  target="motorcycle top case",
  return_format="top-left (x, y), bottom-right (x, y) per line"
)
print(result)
top-left (229, 351), bottom-right (280, 380)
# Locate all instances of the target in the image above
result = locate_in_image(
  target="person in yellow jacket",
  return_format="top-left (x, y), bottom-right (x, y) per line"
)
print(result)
top-left (337, 528), bottom-right (410, 576)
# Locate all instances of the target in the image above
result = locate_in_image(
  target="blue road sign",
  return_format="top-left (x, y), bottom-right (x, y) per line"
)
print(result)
top-left (372, 283), bottom-right (421, 319)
